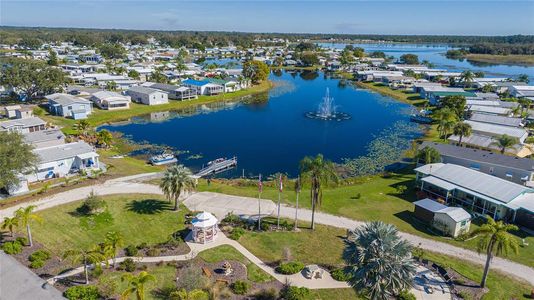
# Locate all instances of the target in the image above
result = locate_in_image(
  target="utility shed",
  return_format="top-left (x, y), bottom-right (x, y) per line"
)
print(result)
top-left (413, 198), bottom-right (471, 237)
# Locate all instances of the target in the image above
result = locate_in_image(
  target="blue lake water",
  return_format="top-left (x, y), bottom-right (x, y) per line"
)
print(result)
top-left (102, 72), bottom-right (419, 177)
top-left (319, 43), bottom-right (534, 80)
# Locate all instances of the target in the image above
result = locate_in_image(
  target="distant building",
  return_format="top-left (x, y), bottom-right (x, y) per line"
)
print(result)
top-left (3, 105), bottom-right (21, 118)
top-left (142, 83), bottom-right (198, 100)
top-left (126, 86), bottom-right (169, 105)
top-left (182, 79), bottom-right (224, 96)
top-left (46, 93), bottom-right (93, 119)
top-left (0, 117), bottom-right (46, 133)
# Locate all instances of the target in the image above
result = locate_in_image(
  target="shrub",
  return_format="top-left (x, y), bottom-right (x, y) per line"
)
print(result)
top-left (146, 247), bottom-right (161, 257)
top-left (29, 259), bottom-right (45, 269)
top-left (64, 285), bottom-right (100, 300)
top-left (77, 191), bottom-right (106, 215)
top-left (90, 265), bottom-right (103, 278)
top-left (124, 245), bottom-right (138, 256)
top-left (331, 268), bottom-right (352, 281)
top-left (458, 290), bottom-right (474, 300)
top-left (254, 288), bottom-right (278, 300)
top-left (16, 237), bottom-right (28, 246)
top-left (396, 185), bottom-right (407, 195)
top-left (2, 241), bottom-right (23, 254)
top-left (118, 258), bottom-right (136, 272)
top-left (137, 242), bottom-right (148, 249)
top-left (276, 261), bottom-right (305, 275)
top-left (397, 290), bottom-right (416, 300)
top-left (231, 280), bottom-right (250, 295)
top-left (281, 286), bottom-right (310, 300)
top-left (29, 249), bottom-right (51, 262)
top-left (229, 227), bottom-right (245, 240)
top-left (260, 221), bottom-right (270, 231)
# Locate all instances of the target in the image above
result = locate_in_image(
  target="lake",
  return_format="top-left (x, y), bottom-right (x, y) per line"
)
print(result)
top-left (102, 71), bottom-right (420, 177)
top-left (318, 42), bottom-right (534, 79)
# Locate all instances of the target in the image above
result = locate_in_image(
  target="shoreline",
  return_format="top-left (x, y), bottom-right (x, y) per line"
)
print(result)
top-left (464, 53), bottom-right (534, 67)
top-left (44, 80), bottom-right (273, 134)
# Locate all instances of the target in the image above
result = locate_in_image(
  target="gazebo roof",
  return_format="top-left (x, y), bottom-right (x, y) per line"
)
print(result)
top-left (192, 211), bottom-right (218, 228)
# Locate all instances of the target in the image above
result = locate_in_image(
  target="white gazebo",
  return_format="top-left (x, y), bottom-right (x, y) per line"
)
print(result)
top-left (191, 211), bottom-right (219, 244)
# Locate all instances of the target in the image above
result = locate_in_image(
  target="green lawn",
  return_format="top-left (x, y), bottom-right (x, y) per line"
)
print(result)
top-left (238, 220), bottom-right (346, 267)
top-left (310, 288), bottom-right (360, 300)
top-left (30, 194), bottom-right (188, 255)
top-left (354, 81), bottom-right (427, 106)
top-left (198, 245), bottom-right (273, 283)
top-left (98, 265), bottom-right (177, 300)
top-left (99, 149), bottom-right (163, 177)
top-left (197, 173), bottom-right (534, 267)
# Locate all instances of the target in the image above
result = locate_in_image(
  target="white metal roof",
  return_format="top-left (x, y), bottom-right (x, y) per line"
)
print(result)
top-left (191, 211), bottom-right (218, 228)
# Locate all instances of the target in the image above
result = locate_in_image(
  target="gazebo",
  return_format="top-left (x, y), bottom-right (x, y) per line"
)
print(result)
top-left (191, 212), bottom-right (219, 244)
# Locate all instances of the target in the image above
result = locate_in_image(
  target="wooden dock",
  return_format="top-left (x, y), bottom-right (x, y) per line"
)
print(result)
top-left (195, 157), bottom-right (237, 177)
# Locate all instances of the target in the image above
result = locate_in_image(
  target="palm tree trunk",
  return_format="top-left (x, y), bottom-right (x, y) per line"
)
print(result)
top-left (481, 241), bottom-right (494, 288)
top-left (26, 224), bottom-right (33, 247)
top-left (84, 258), bottom-right (89, 284)
top-left (294, 192), bottom-right (299, 231)
top-left (174, 195), bottom-right (179, 211)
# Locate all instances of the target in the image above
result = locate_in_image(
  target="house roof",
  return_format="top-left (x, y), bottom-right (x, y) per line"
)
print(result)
top-left (414, 163), bottom-right (532, 204)
top-left (420, 141), bottom-right (534, 172)
top-left (469, 113), bottom-right (523, 128)
top-left (23, 129), bottom-right (65, 144)
top-left (431, 91), bottom-right (477, 98)
top-left (467, 105), bottom-right (511, 115)
top-left (414, 198), bottom-right (448, 212)
top-left (46, 93), bottom-right (91, 106)
top-left (34, 141), bottom-right (97, 164)
top-left (127, 86), bottom-right (162, 95)
top-left (465, 120), bottom-right (527, 140)
top-left (182, 78), bottom-right (210, 86)
top-left (0, 117), bottom-right (46, 130)
top-left (436, 207), bottom-right (471, 222)
top-left (144, 83), bottom-right (181, 92)
top-left (91, 91), bottom-right (129, 101)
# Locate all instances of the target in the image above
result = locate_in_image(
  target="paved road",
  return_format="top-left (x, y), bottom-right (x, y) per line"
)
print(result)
top-left (1, 175), bottom-right (532, 286)
top-left (0, 251), bottom-right (65, 300)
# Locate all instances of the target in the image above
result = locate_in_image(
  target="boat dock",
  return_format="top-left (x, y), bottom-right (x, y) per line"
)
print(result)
top-left (195, 157), bottom-right (238, 177)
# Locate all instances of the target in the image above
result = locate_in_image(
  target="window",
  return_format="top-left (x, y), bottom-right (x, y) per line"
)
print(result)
top-left (461, 220), bottom-right (467, 227)
top-left (68, 106), bottom-right (72, 110)
top-left (506, 172), bottom-right (513, 179)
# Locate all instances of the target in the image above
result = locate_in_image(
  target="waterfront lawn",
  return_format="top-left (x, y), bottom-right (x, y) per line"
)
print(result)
top-left (237, 219), bottom-right (346, 267)
top-left (198, 171), bottom-right (534, 267)
top-left (198, 245), bottom-right (274, 283)
top-left (43, 81), bottom-right (272, 133)
top-left (30, 194), bottom-right (187, 255)
top-left (354, 81), bottom-right (427, 106)
top-left (99, 149), bottom-right (163, 177)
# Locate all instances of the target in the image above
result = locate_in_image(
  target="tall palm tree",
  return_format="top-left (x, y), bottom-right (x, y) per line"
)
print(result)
top-left (453, 122), bottom-right (472, 146)
top-left (518, 98), bottom-right (530, 116)
top-left (121, 271), bottom-right (156, 300)
top-left (104, 231), bottom-right (124, 267)
top-left (416, 146), bottom-right (441, 165)
top-left (2, 217), bottom-right (19, 237)
top-left (15, 205), bottom-right (42, 247)
top-left (491, 134), bottom-right (519, 154)
top-left (299, 154), bottom-right (338, 230)
top-left (434, 107), bottom-right (458, 139)
top-left (470, 217), bottom-right (519, 288)
top-left (63, 246), bottom-right (107, 284)
top-left (344, 221), bottom-right (415, 300)
top-left (74, 120), bottom-right (91, 137)
top-left (438, 119), bottom-right (457, 141)
top-left (460, 70), bottom-right (475, 88)
top-left (160, 165), bottom-right (196, 211)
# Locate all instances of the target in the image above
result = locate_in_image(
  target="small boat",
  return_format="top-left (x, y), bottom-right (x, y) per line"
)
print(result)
top-left (410, 114), bottom-right (433, 124)
top-left (207, 158), bottom-right (225, 166)
top-left (149, 151), bottom-right (178, 166)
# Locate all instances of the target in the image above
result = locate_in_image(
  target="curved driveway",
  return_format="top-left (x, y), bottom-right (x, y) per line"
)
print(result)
top-left (1, 173), bottom-right (532, 286)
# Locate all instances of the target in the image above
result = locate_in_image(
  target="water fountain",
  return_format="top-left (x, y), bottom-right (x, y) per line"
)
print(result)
top-left (305, 88), bottom-right (351, 121)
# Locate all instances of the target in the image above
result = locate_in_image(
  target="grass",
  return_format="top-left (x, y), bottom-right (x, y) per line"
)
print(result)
top-left (310, 288), bottom-right (360, 299)
top-left (354, 81), bottom-right (427, 106)
top-left (198, 245), bottom-right (274, 283)
top-left (97, 265), bottom-right (177, 300)
top-left (99, 149), bottom-right (163, 177)
top-left (42, 81), bottom-right (272, 134)
top-left (238, 220), bottom-right (346, 267)
top-left (29, 194), bottom-right (187, 255)
top-left (197, 171), bottom-right (534, 267)
top-left (465, 54), bottom-right (534, 66)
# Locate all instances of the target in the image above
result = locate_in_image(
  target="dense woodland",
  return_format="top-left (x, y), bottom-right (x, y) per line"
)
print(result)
top-left (1, 27), bottom-right (533, 50)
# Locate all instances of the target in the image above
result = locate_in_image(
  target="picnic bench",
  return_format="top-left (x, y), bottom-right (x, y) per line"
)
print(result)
top-left (216, 278), bottom-right (230, 285)
top-left (202, 267), bottom-right (212, 278)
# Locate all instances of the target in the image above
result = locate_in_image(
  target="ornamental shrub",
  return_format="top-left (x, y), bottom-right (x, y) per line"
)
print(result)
top-left (64, 285), bottom-right (100, 300)
top-left (331, 268), bottom-right (352, 281)
top-left (2, 241), bottom-right (23, 254)
top-left (29, 259), bottom-right (45, 269)
top-left (231, 280), bottom-right (250, 295)
top-left (124, 245), bottom-right (138, 256)
top-left (229, 227), bottom-right (245, 240)
top-left (276, 261), bottom-right (305, 275)
top-left (118, 258), bottom-right (136, 272)
top-left (29, 249), bottom-right (51, 262)
top-left (281, 286), bottom-right (310, 300)
top-left (397, 290), bottom-right (416, 300)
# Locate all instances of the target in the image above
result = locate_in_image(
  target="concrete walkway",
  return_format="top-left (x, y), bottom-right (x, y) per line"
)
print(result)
top-left (48, 233), bottom-right (348, 290)
top-left (1, 175), bottom-right (532, 286)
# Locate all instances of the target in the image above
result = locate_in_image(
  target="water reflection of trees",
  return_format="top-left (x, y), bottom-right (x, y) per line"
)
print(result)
top-left (300, 71), bottom-right (319, 81)
top-left (272, 69), bottom-right (283, 77)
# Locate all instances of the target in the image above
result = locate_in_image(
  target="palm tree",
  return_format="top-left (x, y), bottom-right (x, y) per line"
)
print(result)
top-left (460, 70), bottom-right (475, 88)
top-left (2, 217), bottom-right (19, 237)
top-left (434, 107), bottom-right (458, 138)
top-left (470, 217), bottom-right (519, 288)
top-left (160, 165), bottom-right (196, 211)
top-left (491, 134), bottom-right (519, 154)
top-left (104, 231), bottom-right (124, 267)
top-left (74, 120), bottom-right (91, 137)
top-left (416, 146), bottom-right (441, 164)
top-left (437, 119), bottom-right (456, 141)
top-left (63, 246), bottom-right (107, 284)
top-left (518, 74), bottom-right (529, 84)
top-left (518, 98), bottom-right (530, 116)
top-left (121, 271), bottom-right (156, 300)
top-left (15, 206), bottom-right (42, 247)
top-left (299, 154), bottom-right (339, 230)
top-left (453, 122), bottom-right (472, 146)
top-left (344, 221), bottom-right (415, 300)
top-left (96, 130), bottom-right (113, 148)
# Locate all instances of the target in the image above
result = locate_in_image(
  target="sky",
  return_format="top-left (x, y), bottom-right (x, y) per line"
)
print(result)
top-left (1, 1), bottom-right (534, 35)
